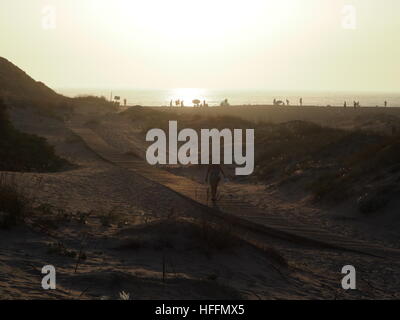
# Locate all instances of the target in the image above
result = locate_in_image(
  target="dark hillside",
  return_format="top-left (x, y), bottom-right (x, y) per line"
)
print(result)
top-left (0, 57), bottom-right (116, 117)
top-left (0, 99), bottom-right (68, 172)
top-left (0, 57), bottom-right (63, 103)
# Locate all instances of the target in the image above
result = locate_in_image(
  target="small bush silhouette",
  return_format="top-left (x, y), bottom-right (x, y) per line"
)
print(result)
top-left (0, 98), bottom-right (69, 172)
top-left (0, 173), bottom-right (31, 229)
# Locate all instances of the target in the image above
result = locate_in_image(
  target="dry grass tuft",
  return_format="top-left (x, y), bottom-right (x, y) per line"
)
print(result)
top-left (0, 173), bottom-right (32, 229)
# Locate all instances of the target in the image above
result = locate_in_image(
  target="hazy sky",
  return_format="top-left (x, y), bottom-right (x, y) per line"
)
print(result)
top-left (1, 0), bottom-right (399, 92)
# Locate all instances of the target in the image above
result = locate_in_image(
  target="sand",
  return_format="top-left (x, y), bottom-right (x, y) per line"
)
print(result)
top-left (0, 105), bottom-right (399, 300)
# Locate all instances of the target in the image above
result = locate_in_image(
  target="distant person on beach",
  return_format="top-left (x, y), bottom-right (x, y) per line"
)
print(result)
top-left (300, 98), bottom-right (303, 107)
top-left (205, 164), bottom-right (226, 202)
top-left (385, 100), bottom-right (388, 107)
top-left (170, 100), bottom-right (173, 107)
top-left (286, 99), bottom-right (290, 106)
top-left (181, 100), bottom-right (184, 107)
top-left (344, 101), bottom-right (347, 108)
top-left (220, 99), bottom-right (230, 107)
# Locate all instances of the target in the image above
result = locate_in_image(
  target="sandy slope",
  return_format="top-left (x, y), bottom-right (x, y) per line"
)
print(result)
top-left (91, 110), bottom-right (400, 248)
top-left (1, 107), bottom-right (399, 300)
top-left (0, 108), bottom-right (315, 299)
top-left (80, 109), bottom-right (400, 298)
top-left (153, 105), bottom-right (400, 134)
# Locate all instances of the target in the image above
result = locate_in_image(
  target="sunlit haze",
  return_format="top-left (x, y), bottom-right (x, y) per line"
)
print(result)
top-left (1, 0), bottom-right (399, 92)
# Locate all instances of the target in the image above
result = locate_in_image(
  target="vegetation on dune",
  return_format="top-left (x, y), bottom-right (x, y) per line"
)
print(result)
top-left (125, 107), bottom-right (400, 209)
top-left (72, 95), bottom-right (118, 113)
top-left (0, 99), bottom-right (69, 172)
top-left (254, 120), bottom-right (400, 209)
top-left (316, 134), bottom-right (400, 209)
top-left (0, 173), bottom-right (31, 229)
top-left (122, 106), bottom-right (255, 133)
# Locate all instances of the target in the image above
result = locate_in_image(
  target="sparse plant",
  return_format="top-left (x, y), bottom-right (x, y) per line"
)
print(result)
top-left (57, 208), bottom-right (73, 223)
top-left (79, 251), bottom-right (87, 260)
top-left (32, 204), bottom-right (74, 231)
top-left (76, 210), bottom-right (92, 225)
top-left (0, 173), bottom-right (31, 229)
top-left (198, 216), bottom-right (237, 253)
top-left (46, 241), bottom-right (77, 258)
top-left (100, 208), bottom-right (122, 227)
top-left (36, 203), bottom-right (54, 215)
top-left (119, 291), bottom-right (130, 300)
top-left (74, 233), bottom-right (88, 273)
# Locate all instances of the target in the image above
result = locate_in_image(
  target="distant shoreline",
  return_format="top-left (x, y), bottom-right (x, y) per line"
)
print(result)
top-left (140, 104), bottom-right (400, 109)
top-left (57, 88), bottom-right (400, 109)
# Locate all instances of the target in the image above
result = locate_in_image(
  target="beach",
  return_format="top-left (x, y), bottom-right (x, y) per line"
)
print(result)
top-left (57, 88), bottom-right (400, 108)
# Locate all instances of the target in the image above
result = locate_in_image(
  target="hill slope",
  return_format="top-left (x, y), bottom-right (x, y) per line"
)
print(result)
top-left (0, 98), bottom-right (68, 172)
top-left (0, 57), bottom-right (63, 104)
top-left (0, 56), bottom-right (118, 117)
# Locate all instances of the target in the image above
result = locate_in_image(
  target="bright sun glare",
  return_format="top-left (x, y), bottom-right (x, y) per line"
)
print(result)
top-left (169, 88), bottom-right (206, 105)
top-left (90, 0), bottom-right (298, 45)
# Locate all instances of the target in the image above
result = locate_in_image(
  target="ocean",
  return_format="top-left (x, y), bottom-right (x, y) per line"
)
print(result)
top-left (56, 88), bottom-right (400, 108)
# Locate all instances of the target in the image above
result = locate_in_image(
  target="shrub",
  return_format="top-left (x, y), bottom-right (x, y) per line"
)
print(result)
top-left (0, 98), bottom-right (69, 172)
top-left (100, 208), bottom-right (122, 227)
top-left (46, 241), bottom-right (77, 258)
top-left (0, 173), bottom-right (30, 229)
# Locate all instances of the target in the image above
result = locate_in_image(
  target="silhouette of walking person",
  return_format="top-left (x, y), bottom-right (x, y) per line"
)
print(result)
top-left (205, 164), bottom-right (226, 202)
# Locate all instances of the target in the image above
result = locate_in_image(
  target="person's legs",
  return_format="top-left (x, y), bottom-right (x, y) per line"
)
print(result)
top-left (210, 182), bottom-right (217, 200)
top-left (209, 177), bottom-right (220, 201)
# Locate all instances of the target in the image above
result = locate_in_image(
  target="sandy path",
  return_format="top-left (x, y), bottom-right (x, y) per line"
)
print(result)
top-left (66, 118), bottom-right (400, 298)
top-left (82, 117), bottom-right (400, 259)
top-left (1, 108), bottom-right (399, 299)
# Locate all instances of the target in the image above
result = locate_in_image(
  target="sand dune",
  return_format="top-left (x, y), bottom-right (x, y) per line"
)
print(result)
top-left (1, 105), bottom-right (399, 300)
